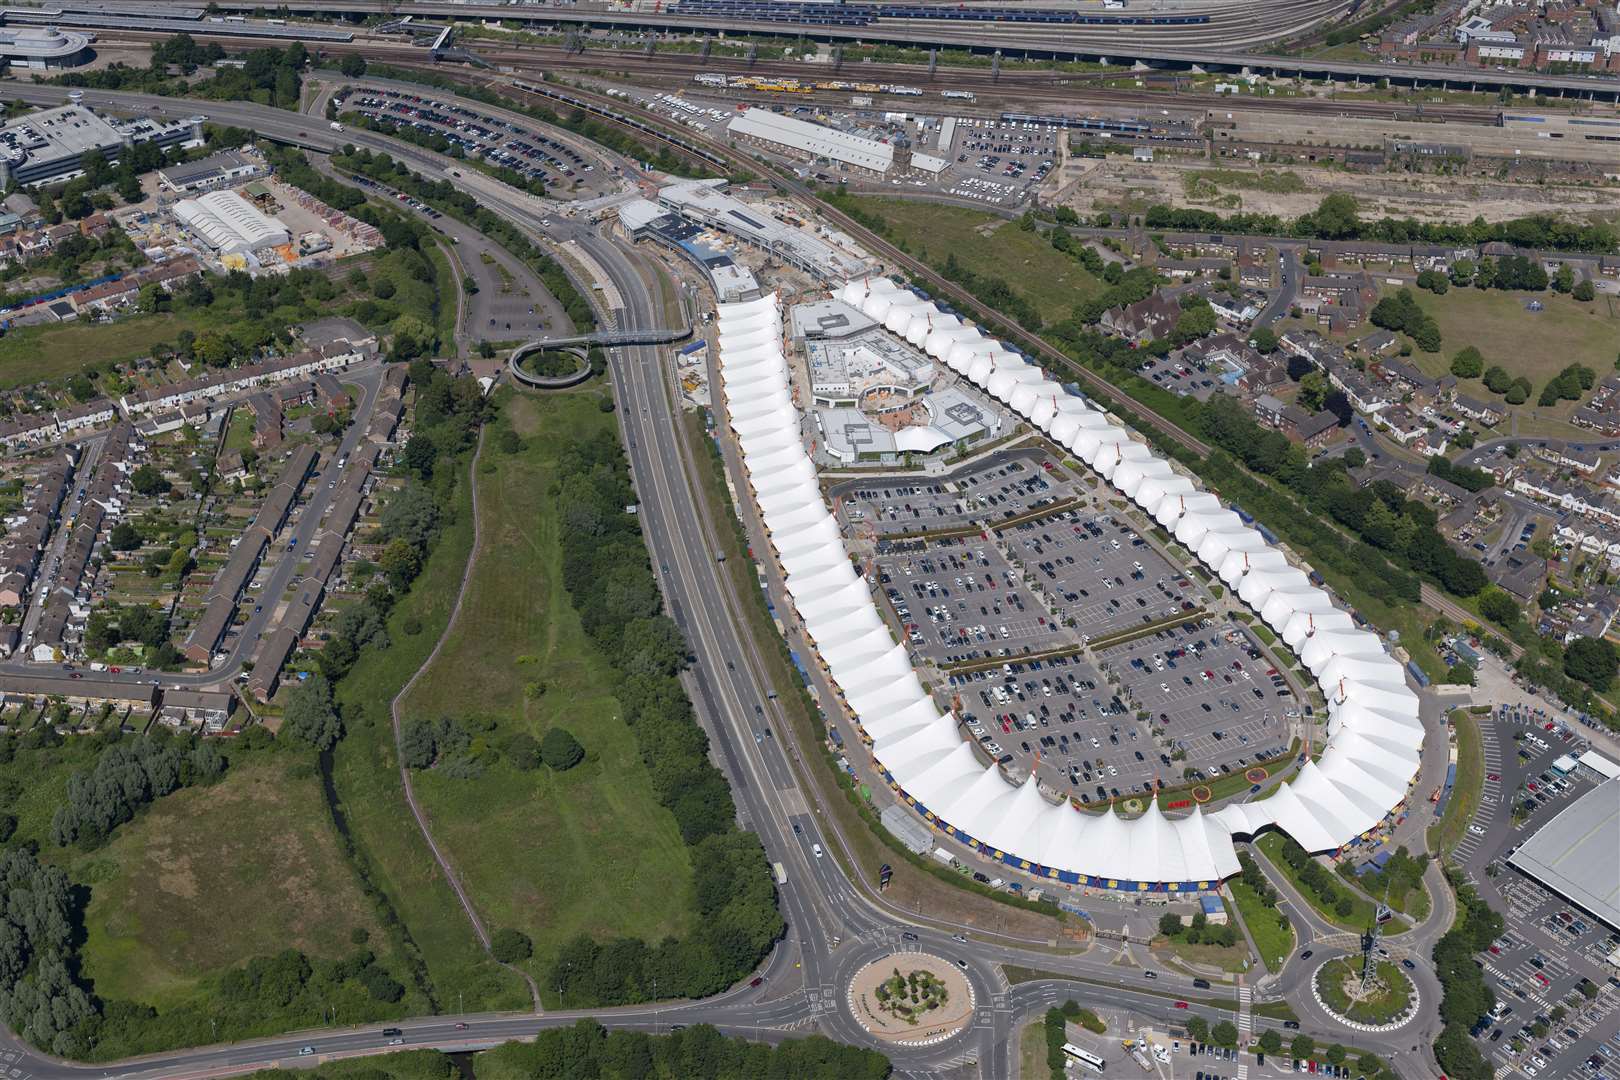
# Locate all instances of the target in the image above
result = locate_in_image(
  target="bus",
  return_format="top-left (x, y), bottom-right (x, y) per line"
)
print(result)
top-left (1061, 1043), bottom-right (1105, 1073)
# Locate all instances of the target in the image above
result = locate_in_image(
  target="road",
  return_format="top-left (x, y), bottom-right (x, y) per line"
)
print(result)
top-left (0, 81), bottom-right (1454, 1079)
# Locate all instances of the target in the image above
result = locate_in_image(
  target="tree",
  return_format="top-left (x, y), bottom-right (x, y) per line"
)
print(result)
top-left (1478, 588), bottom-right (1519, 628)
top-left (491, 928), bottom-right (533, 963)
top-left (540, 727), bottom-right (584, 771)
top-left (505, 732), bottom-right (541, 770)
top-left (1449, 346), bottom-right (1484, 380)
top-left (400, 716), bottom-right (436, 769)
top-left (339, 53), bottom-right (367, 78)
top-left (1311, 193), bottom-right (1361, 239)
top-left (1159, 912), bottom-right (1183, 937)
top-left (108, 522), bottom-right (143, 551)
top-left (1564, 636), bottom-right (1617, 692)
top-left (130, 465), bottom-right (171, 496)
top-left (1258, 1030), bottom-right (1283, 1055)
top-left (282, 672), bottom-right (342, 751)
top-left (379, 538), bottom-right (421, 590)
top-left (1211, 1020), bottom-right (1239, 1048)
top-left (1342, 447), bottom-right (1366, 469)
top-left (1573, 279), bottom-right (1595, 302)
top-left (1553, 265), bottom-right (1575, 294)
top-left (1251, 325), bottom-right (1278, 354)
top-left (1290, 1034), bottom-right (1315, 1060)
top-left (1185, 1015), bottom-right (1210, 1043)
top-left (1325, 1042), bottom-right (1347, 1064)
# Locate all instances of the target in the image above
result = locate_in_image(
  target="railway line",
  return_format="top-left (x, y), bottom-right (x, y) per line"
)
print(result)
top-left (86, 31), bottom-right (1508, 127)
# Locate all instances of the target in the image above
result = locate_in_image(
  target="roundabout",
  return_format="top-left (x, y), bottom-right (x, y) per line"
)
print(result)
top-left (847, 952), bottom-right (976, 1047)
top-left (1311, 956), bottom-right (1419, 1031)
top-left (508, 342), bottom-right (595, 389)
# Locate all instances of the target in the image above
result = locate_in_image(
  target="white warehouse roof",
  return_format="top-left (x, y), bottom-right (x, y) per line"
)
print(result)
top-left (727, 107), bottom-right (894, 174)
top-left (715, 281), bottom-right (1424, 891)
top-left (174, 188), bottom-right (289, 255)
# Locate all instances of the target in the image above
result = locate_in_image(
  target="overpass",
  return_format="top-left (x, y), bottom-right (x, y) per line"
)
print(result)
top-left (171, 0), bottom-right (1620, 99)
top-left (516, 326), bottom-right (692, 350)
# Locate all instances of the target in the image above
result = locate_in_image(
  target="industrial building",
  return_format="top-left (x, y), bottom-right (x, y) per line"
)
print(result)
top-left (157, 149), bottom-right (264, 194)
top-left (173, 189), bottom-right (291, 255)
top-left (0, 26), bottom-right (92, 69)
top-left (1507, 778), bottom-right (1620, 931)
top-left (0, 105), bottom-right (203, 187)
top-left (726, 107), bottom-right (894, 175)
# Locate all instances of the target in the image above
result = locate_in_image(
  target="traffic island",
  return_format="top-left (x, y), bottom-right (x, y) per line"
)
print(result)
top-left (1311, 956), bottom-right (1419, 1031)
top-left (848, 953), bottom-right (975, 1046)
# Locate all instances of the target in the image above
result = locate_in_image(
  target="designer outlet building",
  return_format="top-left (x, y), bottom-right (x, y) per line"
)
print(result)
top-left (716, 281), bottom-right (1427, 893)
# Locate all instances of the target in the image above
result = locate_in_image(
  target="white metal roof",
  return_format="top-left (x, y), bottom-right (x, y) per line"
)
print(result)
top-left (727, 107), bottom-right (894, 174)
top-left (715, 284), bottom-right (1424, 888)
top-left (173, 189), bottom-right (288, 254)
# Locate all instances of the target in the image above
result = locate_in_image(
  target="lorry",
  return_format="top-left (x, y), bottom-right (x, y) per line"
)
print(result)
top-left (329, 121), bottom-right (344, 132)
top-left (772, 862), bottom-right (787, 885)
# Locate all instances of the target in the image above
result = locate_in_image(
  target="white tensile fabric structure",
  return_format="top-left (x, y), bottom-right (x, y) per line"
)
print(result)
top-left (717, 287), bottom-right (1423, 889)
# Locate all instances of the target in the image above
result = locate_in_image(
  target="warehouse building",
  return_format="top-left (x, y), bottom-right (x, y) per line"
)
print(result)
top-left (651, 180), bottom-right (871, 283)
top-left (0, 105), bottom-right (202, 187)
top-left (0, 27), bottom-right (92, 70)
top-left (174, 189), bottom-right (290, 255)
top-left (1507, 778), bottom-right (1620, 931)
top-left (726, 107), bottom-right (894, 176)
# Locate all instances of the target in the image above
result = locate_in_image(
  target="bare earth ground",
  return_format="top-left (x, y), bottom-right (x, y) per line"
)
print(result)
top-left (1067, 158), bottom-right (1620, 226)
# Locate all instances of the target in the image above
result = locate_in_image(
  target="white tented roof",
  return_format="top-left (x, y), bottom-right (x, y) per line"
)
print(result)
top-left (715, 284), bottom-right (1423, 889)
top-left (727, 107), bottom-right (894, 173)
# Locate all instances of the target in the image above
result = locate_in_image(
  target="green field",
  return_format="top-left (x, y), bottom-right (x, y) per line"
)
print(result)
top-left (330, 458), bottom-right (528, 1014)
top-left (241, 1051), bottom-right (456, 1080)
top-left (847, 197), bottom-right (1105, 326)
top-left (0, 312), bottom-right (220, 389)
top-left (70, 756), bottom-right (393, 1011)
top-left (1428, 709), bottom-right (1484, 856)
top-left (401, 390), bottom-right (697, 992)
top-left (1404, 288), bottom-right (1620, 393)
top-left (1230, 878), bottom-right (1294, 973)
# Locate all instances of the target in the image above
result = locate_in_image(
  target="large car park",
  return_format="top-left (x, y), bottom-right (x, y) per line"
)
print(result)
top-left (1450, 706), bottom-right (1620, 1079)
top-left (834, 451), bottom-right (1066, 537)
top-left (857, 452), bottom-right (1296, 805)
top-left (333, 86), bottom-right (607, 195)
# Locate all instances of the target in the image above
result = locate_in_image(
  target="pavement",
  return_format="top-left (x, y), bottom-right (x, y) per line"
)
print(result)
top-left (0, 81), bottom-right (1466, 1079)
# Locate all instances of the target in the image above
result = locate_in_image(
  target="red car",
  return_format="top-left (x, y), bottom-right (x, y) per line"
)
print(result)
top-left (1487, 773), bottom-right (1501, 781)
top-left (1174, 1000), bottom-right (1188, 1009)
top-left (749, 977), bottom-right (764, 987)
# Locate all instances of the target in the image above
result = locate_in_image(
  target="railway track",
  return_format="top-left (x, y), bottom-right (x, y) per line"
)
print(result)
top-left (90, 31), bottom-right (1505, 126)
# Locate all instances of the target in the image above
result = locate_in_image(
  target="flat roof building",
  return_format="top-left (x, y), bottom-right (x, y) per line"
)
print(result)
top-left (1507, 778), bottom-right (1620, 930)
top-left (654, 180), bottom-right (872, 283)
top-left (157, 149), bottom-right (263, 194)
top-left (727, 107), bottom-right (894, 175)
top-left (0, 105), bottom-right (202, 188)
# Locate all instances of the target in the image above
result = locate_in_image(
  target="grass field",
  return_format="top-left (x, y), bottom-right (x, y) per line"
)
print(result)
top-left (329, 450), bottom-right (528, 1014)
top-left (1155, 938), bottom-right (1252, 974)
top-left (1403, 288), bottom-right (1620, 393)
top-left (402, 389), bottom-right (697, 993)
top-left (1019, 1020), bottom-right (1049, 1078)
top-left (1428, 709), bottom-right (1484, 856)
top-left (1315, 958), bottom-right (1414, 1025)
top-left (0, 312), bottom-right (220, 389)
top-left (1229, 878), bottom-right (1294, 973)
top-left (69, 756), bottom-right (393, 1011)
top-left (848, 196), bottom-right (1105, 326)
top-left (241, 1051), bottom-right (456, 1080)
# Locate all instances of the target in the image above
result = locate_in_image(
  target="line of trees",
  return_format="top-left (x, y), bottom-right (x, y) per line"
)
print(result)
top-left (547, 428), bottom-right (782, 1004)
top-left (1272, 836), bottom-right (1364, 922)
top-left (1142, 196), bottom-right (1616, 254)
top-left (1432, 873), bottom-right (1505, 1080)
top-left (50, 732), bottom-right (225, 849)
top-left (1370, 289), bottom-right (1442, 353)
top-left (477, 1017), bottom-right (891, 1078)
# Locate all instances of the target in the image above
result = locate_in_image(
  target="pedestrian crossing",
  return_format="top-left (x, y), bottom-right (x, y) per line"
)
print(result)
top-left (1236, 983), bottom-right (1252, 1080)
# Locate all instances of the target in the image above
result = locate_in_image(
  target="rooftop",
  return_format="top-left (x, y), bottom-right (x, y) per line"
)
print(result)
top-left (1507, 778), bottom-right (1620, 930)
